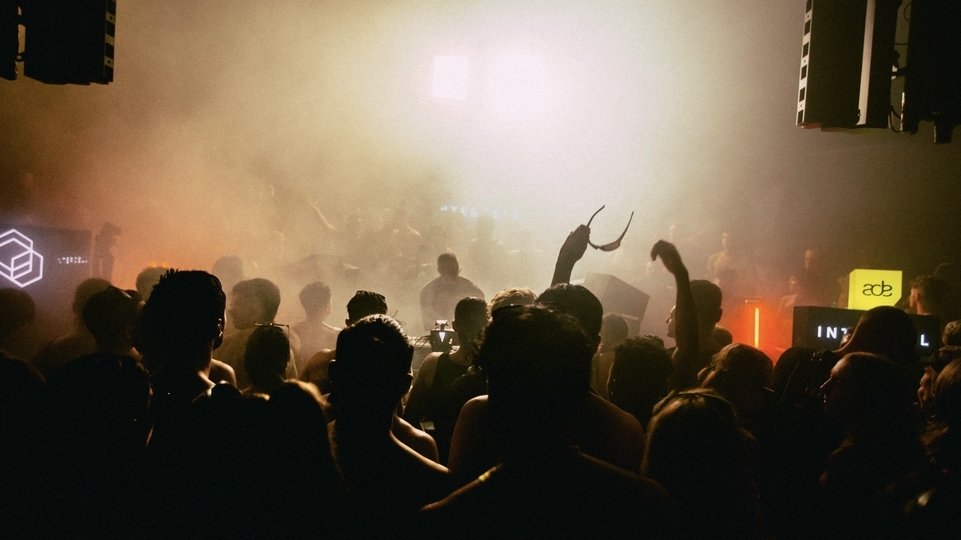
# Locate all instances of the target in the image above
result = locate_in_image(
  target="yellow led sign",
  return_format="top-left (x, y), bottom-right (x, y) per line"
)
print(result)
top-left (848, 269), bottom-right (902, 311)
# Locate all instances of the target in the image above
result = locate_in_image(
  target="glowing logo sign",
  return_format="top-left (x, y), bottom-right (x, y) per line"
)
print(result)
top-left (0, 229), bottom-right (44, 287)
top-left (848, 269), bottom-right (902, 311)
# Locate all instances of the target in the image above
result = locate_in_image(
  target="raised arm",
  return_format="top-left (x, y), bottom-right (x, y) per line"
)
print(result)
top-left (551, 225), bottom-right (590, 286)
top-left (651, 240), bottom-right (700, 391)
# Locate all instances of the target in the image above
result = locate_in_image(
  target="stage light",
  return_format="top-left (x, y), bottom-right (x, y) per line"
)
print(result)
top-left (487, 51), bottom-right (551, 119)
top-left (432, 55), bottom-right (470, 100)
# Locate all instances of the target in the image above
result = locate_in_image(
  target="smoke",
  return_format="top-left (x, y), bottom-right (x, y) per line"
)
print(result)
top-left (2, 0), bottom-right (960, 336)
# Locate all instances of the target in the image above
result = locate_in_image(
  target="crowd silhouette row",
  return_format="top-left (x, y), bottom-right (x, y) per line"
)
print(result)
top-left (2, 221), bottom-right (961, 539)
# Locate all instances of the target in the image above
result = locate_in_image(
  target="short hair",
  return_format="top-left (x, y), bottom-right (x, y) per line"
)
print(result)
top-left (437, 253), bottom-right (458, 268)
top-left (334, 315), bottom-right (412, 398)
top-left (601, 314), bottom-right (630, 349)
top-left (713, 325), bottom-right (734, 347)
top-left (138, 270), bottom-right (225, 362)
top-left (481, 305), bottom-right (593, 437)
top-left (911, 275), bottom-right (949, 307)
top-left (704, 343), bottom-right (774, 393)
top-left (454, 297), bottom-right (489, 339)
top-left (846, 306), bottom-right (919, 366)
top-left (244, 325), bottom-right (291, 393)
top-left (0, 288), bottom-right (35, 341)
top-left (489, 287), bottom-right (537, 314)
top-left (536, 283), bottom-right (604, 339)
top-left (233, 278), bottom-right (281, 322)
top-left (944, 320), bottom-right (961, 347)
top-left (135, 266), bottom-right (168, 301)
top-left (299, 282), bottom-right (332, 318)
top-left (82, 287), bottom-right (139, 346)
top-left (610, 336), bottom-right (674, 427)
top-left (690, 280), bottom-right (723, 326)
top-left (73, 278), bottom-right (112, 317)
top-left (346, 291), bottom-right (388, 323)
top-left (437, 253), bottom-right (460, 276)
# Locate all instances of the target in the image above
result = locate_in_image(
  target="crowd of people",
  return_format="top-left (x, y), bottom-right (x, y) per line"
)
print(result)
top-left (2, 215), bottom-right (961, 539)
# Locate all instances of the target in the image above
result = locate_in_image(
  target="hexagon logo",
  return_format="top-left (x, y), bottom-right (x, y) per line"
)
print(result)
top-left (0, 229), bottom-right (44, 287)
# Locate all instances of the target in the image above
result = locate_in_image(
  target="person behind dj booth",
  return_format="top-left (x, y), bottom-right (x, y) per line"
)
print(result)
top-left (404, 296), bottom-right (489, 464)
top-left (763, 306), bottom-right (923, 539)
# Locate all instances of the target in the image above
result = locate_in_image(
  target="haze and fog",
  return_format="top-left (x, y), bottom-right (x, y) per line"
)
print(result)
top-left (2, 0), bottom-right (960, 338)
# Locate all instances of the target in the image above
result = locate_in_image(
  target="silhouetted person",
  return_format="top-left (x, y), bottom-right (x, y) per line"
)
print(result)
top-left (643, 389), bottom-right (766, 539)
top-left (593, 313), bottom-right (629, 400)
top-left (910, 274), bottom-right (951, 323)
top-left (700, 343), bottom-right (775, 436)
top-left (300, 290), bottom-right (388, 394)
top-left (420, 253), bottom-right (484, 333)
top-left (405, 296), bottom-right (489, 463)
top-left (327, 315), bottom-right (449, 536)
top-left (81, 286), bottom-right (139, 357)
top-left (292, 281), bottom-right (340, 373)
top-left (448, 283), bottom-right (646, 484)
top-left (415, 306), bottom-right (677, 539)
top-left (609, 335), bottom-right (674, 428)
top-left (32, 277), bottom-right (111, 379)
top-left (818, 352), bottom-right (926, 539)
top-left (0, 288), bottom-right (44, 538)
top-left (136, 267), bottom-right (235, 385)
top-left (135, 270), bottom-right (226, 437)
top-left (217, 278), bottom-right (294, 388)
top-left (242, 324), bottom-right (290, 395)
top-left (768, 305), bottom-right (923, 538)
top-left (34, 353), bottom-right (151, 538)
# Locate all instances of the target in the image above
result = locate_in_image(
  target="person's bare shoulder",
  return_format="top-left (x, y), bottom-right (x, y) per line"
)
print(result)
top-left (301, 349), bottom-right (336, 384)
top-left (393, 415), bottom-right (440, 463)
top-left (209, 359), bottom-right (237, 386)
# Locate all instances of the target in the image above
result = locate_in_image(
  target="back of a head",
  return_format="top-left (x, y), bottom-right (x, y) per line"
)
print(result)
top-left (454, 296), bottom-right (489, 340)
top-left (345, 290), bottom-right (388, 323)
top-left (233, 278), bottom-right (282, 322)
top-left (601, 313), bottom-right (630, 351)
top-left (489, 287), bottom-right (537, 313)
top-left (536, 283), bottom-right (603, 340)
top-left (299, 282), bottom-right (332, 318)
top-left (932, 359), bottom-right (961, 428)
top-left (437, 253), bottom-right (459, 276)
top-left (690, 280), bottom-right (723, 328)
top-left (912, 275), bottom-right (950, 312)
top-left (212, 255), bottom-right (245, 291)
top-left (137, 270), bottom-right (225, 364)
top-left (643, 389), bottom-right (757, 535)
top-left (703, 343), bottom-right (774, 393)
top-left (842, 352), bottom-right (917, 433)
top-left (333, 315), bottom-right (412, 403)
top-left (845, 306), bottom-right (919, 366)
top-left (244, 325), bottom-right (291, 393)
top-left (713, 325), bottom-right (734, 347)
top-left (610, 336), bottom-right (673, 426)
top-left (72, 278), bottom-right (112, 317)
top-left (945, 320), bottom-right (961, 347)
top-left (0, 288), bottom-right (36, 342)
top-left (82, 287), bottom-right (139, 347)
top-left (480, 305), bottom-right (593, 442)
top-left (135, 266), bottom-right (168, 301)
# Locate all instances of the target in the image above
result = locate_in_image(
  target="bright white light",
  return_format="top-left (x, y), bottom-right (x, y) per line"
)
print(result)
top-left (487, 51), bottom-right (552, 120)
top-left (432, 56), bottom-right (470, 100)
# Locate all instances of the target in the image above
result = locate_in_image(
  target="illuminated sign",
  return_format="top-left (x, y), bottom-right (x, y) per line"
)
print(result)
top-left (0, 229), bottom-right (44, 288)
top-left (793, 306), bottom-right (940, 355)
top-left (848, 269), bottom-right (902, 310)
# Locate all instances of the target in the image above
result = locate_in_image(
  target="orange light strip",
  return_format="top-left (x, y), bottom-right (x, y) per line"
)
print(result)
top-left (754, 307), bottom-right (760, 349)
